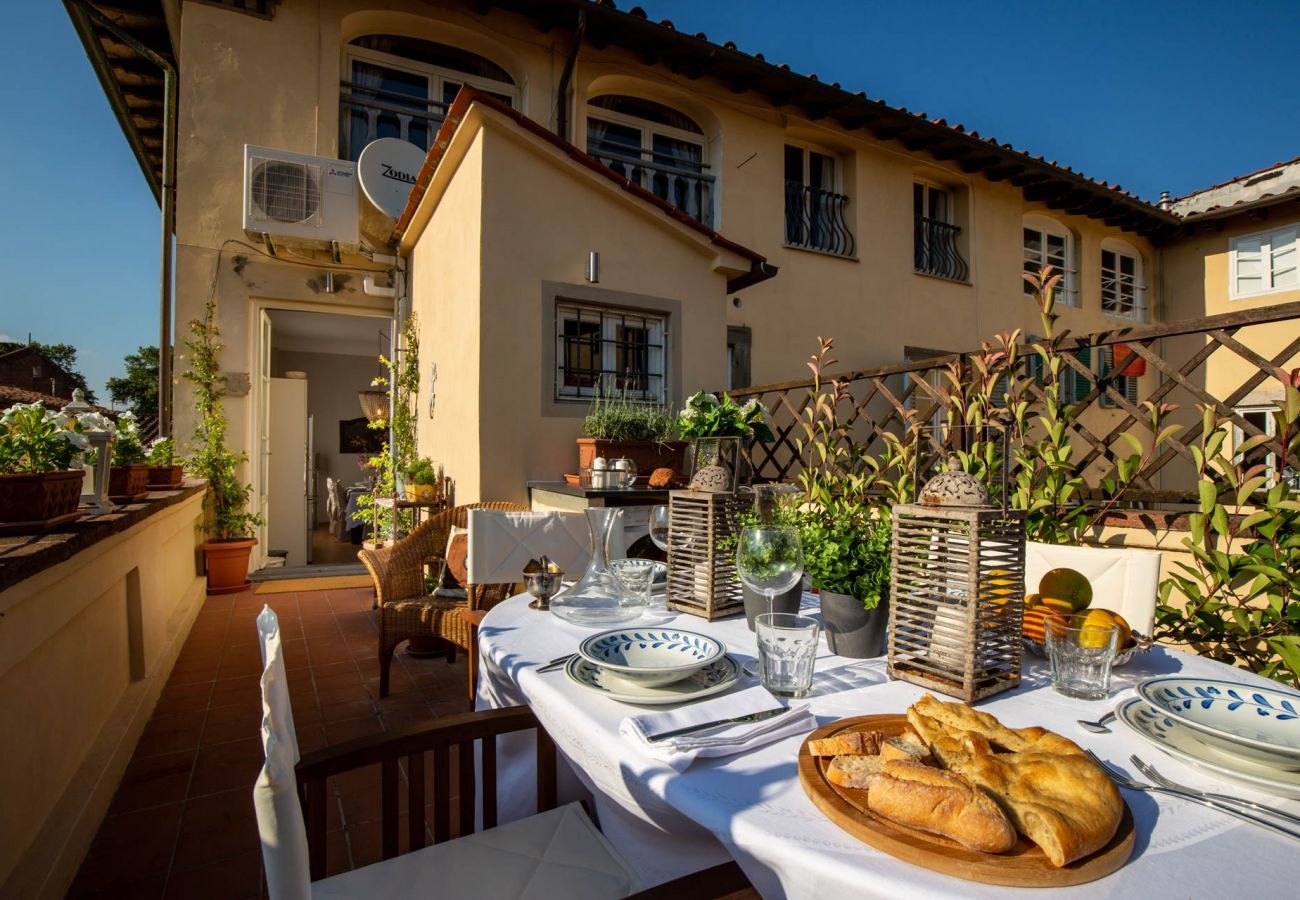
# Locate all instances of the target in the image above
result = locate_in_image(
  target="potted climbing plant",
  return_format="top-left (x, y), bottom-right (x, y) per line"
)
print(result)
top-left (108, 410), bottom-right (150, 501)
top-left (145, 436), bottom-right (185, 489)
top-left (184, 300), bottom-right (264, 594)
top-left (0, 402), bottom-right (90, 530)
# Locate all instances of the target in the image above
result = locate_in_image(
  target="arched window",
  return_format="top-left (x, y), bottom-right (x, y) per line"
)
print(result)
top-left (1023, 215), bottom-right (1076, 306)
top-left (585, 95), bottom-right (713, 226)
top-left (341, 35), bottom-right (517, 160)
top-left (1100, 239), bottom-right (1146, 320)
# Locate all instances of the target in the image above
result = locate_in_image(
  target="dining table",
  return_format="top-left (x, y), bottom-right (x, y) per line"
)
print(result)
top-left (475, 591), bottom-right (1300, 898)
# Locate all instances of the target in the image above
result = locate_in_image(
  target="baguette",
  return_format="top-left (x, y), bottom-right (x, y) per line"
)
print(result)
top-left (867, 760), bottom-right (1017, 854)
top-left (807, 730), bottom-right (884, 757)
top-left (880, 736), bottom-right (933, 765)
top-left (825, 754), bottom-right (884, 790)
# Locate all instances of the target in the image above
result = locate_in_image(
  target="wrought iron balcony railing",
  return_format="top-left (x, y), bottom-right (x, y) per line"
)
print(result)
top-left (784, 181), bottom-right (855, 257)
top-left (914, 216), bottom-right (969, 282)
top-left (339, 80), bottom-right (448, 162)
top-left (587, 139), bottom-right (715, 227)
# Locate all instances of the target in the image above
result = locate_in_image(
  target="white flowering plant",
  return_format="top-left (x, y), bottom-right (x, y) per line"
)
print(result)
top-left (675, 391), bottom-right (774, 442)
top-left (145, 436), bottom-right (177, 466)
top-left (111, 410), bottom-right (147, 466)
top-left (0, 402), bottom-right (91, 474)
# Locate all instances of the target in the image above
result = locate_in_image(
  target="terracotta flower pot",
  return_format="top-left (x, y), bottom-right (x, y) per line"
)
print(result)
top-left (201, 537), bottom-right (258, 595)
top-left (576, 439), bottom-right (686, 478)
top-left (147, 464), bottom-right (185, 489)
top-left (108, 464), bottom-right (150, 501)
top-left (0, 469), bottom-right (84, 529)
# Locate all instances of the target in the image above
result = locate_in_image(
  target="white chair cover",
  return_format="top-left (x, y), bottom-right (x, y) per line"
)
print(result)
top-left (1024, 541), bottom-right (1162, 634)
top-left (466, 510), bottom-right (624, 586)
top-left (253, 606), bottom-right (312, 900)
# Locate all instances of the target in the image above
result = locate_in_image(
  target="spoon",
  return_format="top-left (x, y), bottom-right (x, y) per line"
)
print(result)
top-left (1077, 710), bottom-right (1116, 734)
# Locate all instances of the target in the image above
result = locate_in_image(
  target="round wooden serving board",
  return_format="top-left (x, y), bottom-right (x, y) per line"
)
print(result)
top-left (798, 714), bottom-right (1135, 887)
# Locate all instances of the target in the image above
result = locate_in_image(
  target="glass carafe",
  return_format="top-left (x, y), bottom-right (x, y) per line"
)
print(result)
top-left (550, 508), bottom-right (646, 626)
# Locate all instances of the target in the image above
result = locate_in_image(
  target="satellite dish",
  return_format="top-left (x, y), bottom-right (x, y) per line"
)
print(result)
top-left (357, 138), bottom-right (427, 220)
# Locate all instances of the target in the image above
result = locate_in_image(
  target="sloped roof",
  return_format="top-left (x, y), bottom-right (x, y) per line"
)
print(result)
top-left (1170, 156), bottom-right (1300, 224)
top-left (394, 87), bottom-right (776, 291)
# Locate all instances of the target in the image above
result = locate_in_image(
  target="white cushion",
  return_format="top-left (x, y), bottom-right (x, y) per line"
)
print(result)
top-left (1025, 541), bottom-right (1162, 633)
top-left (254, 606), bottom-right (312, 900)
top-left (467, 511), bottom-right (622, 586)
top-left (311, 802), bottom-right (639, 899)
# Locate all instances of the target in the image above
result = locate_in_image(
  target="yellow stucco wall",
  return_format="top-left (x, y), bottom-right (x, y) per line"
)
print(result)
top-left (171, 0), bottom-right (1170, 497)
top-left (0, 490), bottom-right (206, 899)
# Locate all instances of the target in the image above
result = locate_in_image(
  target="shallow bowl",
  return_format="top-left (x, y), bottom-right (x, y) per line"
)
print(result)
top-left (578, 628), bottom-right (726, 687)
top-left (1137, 676), bottom-right (1300, 771)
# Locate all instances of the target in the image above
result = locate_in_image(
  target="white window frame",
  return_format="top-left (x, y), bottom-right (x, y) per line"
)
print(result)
top-left (554, 300), bottom-right (668, 403)
top-left (1100, 240), bottom-right (1147, 321)
top-left (1229, 226), bottom-right (1299, 299)
top-left (1023, 215), bottom-right (1077, 307)
top-left (914, 180), bottom-right (954, 225)
top-left (1232, 406), bottom-right (1281, 487)
top-left (784, 141), bottom-right (853, 256)
top-left (1098, 346), bottom-right (1140, 408)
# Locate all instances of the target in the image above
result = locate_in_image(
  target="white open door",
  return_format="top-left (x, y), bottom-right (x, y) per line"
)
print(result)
top-left (252, 310), bottom-right (272, 569)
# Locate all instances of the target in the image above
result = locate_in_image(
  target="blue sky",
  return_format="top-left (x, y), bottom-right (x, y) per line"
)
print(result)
top-left (2, 0), bottom-right (1296, 401)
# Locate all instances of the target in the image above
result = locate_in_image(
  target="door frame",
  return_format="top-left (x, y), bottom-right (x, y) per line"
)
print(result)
top-left (247, 298), bottom-right (394, 570)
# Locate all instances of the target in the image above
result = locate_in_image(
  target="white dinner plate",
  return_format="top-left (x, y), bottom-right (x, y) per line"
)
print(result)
top-left (564, 654), bottom-right (742, 706)
top-left (1137, 677), bottom-right (1300, 770)
top-left (1116, 698), bottom-right (1300, 800)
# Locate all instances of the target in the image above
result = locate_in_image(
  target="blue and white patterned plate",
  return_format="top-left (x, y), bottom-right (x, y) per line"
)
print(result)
top-left (565, 654), bottom-right (741, 706)
top-left (1116, 698), bottom-right (1300, 799)
top-left (1137, 677), bottom-right (1300, 771)
top-left (578, 628), bottom-right (726, 687)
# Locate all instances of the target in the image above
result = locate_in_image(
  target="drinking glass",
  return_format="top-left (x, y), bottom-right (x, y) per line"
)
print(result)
top-left (610, 559), bottom-right (668, 612)
top-left (1045, 619), bottom-right (1118, 701)
top-left (737, 526), bottom-right (803, 675)
top-left (648, 505), bottom-right (669, 552)
top-left (756, 613), bottom-right (819, 698)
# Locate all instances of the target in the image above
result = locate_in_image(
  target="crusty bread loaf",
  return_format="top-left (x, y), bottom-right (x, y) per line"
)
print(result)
top-left (826, 754), bottom-right (884, 789)
top-left (942, 750), bottom-right (1123, 867)
top-left (807, 730), bottom-right (884, 757)
top-left (903, 694), bottom-right (1122, 867)
top-left (867, 760), bottom-right (1017, 854)
top-left (880, 736), bottom-right (933, 765)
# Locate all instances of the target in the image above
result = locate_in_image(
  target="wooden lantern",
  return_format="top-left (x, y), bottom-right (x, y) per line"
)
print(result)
top-left (665, 490), bottom-right (746, 620)
top-left (887, 502), bottom-right (1027, 702)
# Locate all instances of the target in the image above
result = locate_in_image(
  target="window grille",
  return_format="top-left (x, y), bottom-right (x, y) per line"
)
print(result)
top-left (555, 302), bottom-right (667, 402)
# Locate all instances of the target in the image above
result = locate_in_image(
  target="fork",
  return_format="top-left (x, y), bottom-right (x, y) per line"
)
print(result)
top-left (1084, 750), bottom-right (1300, 844)
top-left (1130, 755), bottom-right (1300, 830)
top-left (536, 653), bottom-right (576, 673)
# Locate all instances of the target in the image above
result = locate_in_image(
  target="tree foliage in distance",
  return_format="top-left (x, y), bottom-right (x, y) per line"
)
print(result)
top-left (106, 346), bottom-right (160, 418)
top-left (0, 341), bottom-right (95, 402)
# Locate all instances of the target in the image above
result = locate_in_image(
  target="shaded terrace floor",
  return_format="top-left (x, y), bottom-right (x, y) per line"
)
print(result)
top-left (68, 586), bottom-right (471, 899)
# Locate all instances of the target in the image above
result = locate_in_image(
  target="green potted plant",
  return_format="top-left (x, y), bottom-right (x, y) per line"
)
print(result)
top-left (107, 410), bottom-right (150, 501)
top-left (405, 456), bottom-right (441, 503)
top-left (0, 402), bottom-right (89, 529)
top-left (577, 386), bottom-right (683, 479)
top-left (144, 436), bottom-right (184, 489)
top-left (676, 390), bottom-right (774, 489)
top-left (792, 338), bottom-right (896, 657)
top-left (184, 301), bottom-right (264, 594)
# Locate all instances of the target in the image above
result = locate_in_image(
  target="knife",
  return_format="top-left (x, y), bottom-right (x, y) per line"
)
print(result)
top-left (646, 707), bottom-right (790, 743)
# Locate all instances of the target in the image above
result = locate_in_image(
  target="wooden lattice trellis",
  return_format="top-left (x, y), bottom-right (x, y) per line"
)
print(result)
top-left (728, 300), bottom-right (1300, 507)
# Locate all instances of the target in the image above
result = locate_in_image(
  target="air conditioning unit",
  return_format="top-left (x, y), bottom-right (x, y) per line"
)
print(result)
top-left (243, 145), bottom-right (358, 249)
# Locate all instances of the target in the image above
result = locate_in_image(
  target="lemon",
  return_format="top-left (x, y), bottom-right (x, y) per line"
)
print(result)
top-left (1039, 568), bottom-right (1093, 613)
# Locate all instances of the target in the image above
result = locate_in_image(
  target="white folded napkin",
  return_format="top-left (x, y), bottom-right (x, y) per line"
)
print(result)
top-left (620, 686), bottom-right (815, 771)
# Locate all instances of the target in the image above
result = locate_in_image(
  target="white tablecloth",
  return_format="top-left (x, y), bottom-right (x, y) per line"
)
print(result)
top-left (476, 593), bottom-right (1300, 897)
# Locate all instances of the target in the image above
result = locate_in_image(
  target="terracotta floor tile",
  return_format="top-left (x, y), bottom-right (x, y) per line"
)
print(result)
top-left (189, 737), bottom-right (263, 797)
top-left (108, 749), bottom-right (197, 815)
top-left (73, 803), bottom-right (182, 892)
top-left (201, 701), bottom-right (263, 747)
top-left (165, 849), bottom-right (263, 900)
top-left (135, 711), bottom-right (207, 758)
top-left (171, 788), bottom-right (260, 871)
top-left (152, 681), bottom-right (214, 718)
top-left (314, 682), bottom-right (371, 708)
top-left (320, 696), bottom-right (378, 724)
top-left (68, 869), bottom-right (168, 899)
top-left (209, 674), bottom-right (262, 710)
top-left (325, 714), bottom-right (385, 745)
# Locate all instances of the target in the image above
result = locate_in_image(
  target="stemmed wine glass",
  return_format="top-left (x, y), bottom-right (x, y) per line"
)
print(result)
top-left (649, 505), bottom-right (669, 552)
top-left (736, 525), bottom-right (804, 676)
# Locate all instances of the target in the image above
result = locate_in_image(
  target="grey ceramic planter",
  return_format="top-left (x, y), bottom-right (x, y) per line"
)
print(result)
top-left (819, 590), bottom-right (889, 658)
top-left (742, 583), bottom-right (804, 631)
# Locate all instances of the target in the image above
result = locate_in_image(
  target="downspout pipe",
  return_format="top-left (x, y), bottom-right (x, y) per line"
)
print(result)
top-left (555, 7), bottom-right (586, 140)
top-left (67, 1), bottom-right (177, 439)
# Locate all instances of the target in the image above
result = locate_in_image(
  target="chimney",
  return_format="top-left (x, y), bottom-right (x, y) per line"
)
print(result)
top-left (1158, 191), bottom-right (1172, 211)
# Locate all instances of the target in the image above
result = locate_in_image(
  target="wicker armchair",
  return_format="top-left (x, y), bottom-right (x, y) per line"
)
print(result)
top-left (360, 501), bottom-right (528, 699)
